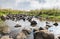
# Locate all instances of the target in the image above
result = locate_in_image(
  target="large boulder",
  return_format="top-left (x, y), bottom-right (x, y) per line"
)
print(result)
top-left (16, 32), bottom-right (27, 39)
top-left (0, 22), bottom-right (10, 35)
top-left (0, 15), bottom-right (6, 21)
top-left (30, 21), bottom-right (37, 27)
top-left (16, 29), bottom-right (31, 39)
top-left (53, 22), bottom-right (58, 26)
top-left (34, 30), bottom-right (54, 39)
top-left (2, 26), bottom-right (10, 34)
top-left (1, 35), bottom-right (13, 39)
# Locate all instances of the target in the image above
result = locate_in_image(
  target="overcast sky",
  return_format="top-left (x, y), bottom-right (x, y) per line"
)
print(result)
top-left (0, 0), bottom-right (60, 10)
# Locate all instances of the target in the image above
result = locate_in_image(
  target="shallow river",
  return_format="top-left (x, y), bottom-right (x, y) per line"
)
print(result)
top-left (4, 17), bottom-right (60, 39)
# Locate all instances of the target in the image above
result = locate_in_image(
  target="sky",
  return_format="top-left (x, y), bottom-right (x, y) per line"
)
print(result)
top-left (0, 0), bottom-right (60, 10)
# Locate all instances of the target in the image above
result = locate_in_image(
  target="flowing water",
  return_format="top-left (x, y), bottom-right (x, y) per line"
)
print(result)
top-left (4, 17), bottom-right (60, 39)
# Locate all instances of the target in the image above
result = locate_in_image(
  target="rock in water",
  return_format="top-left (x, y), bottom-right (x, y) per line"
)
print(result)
top-left (1, 35), bottom-right (13, 39)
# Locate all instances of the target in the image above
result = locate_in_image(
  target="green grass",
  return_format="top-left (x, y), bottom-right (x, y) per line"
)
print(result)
top-left (0, 9), bottom-right (60, 21)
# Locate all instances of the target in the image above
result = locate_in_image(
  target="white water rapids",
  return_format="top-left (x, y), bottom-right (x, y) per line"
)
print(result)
top-left (4, 17), bottom-right (60, 39)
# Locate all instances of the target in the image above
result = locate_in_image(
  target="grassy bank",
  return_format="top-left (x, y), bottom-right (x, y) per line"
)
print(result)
top-left (0, 9), bottom-right (60, 21)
